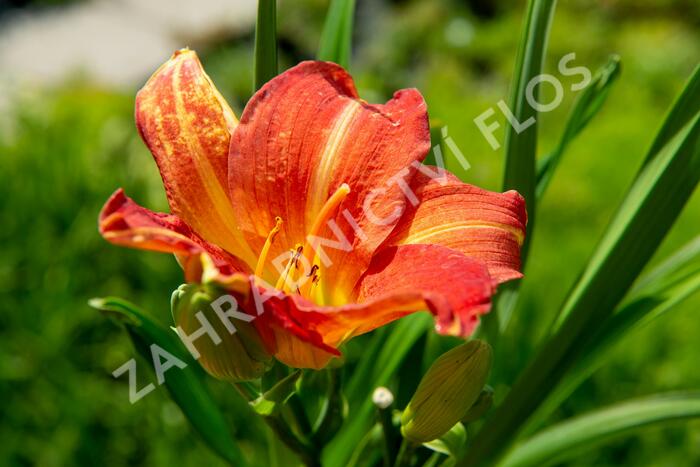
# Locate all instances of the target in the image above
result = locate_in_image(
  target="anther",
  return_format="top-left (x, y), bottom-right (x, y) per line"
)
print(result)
top-left (275, 243), bottom-right (303, 291)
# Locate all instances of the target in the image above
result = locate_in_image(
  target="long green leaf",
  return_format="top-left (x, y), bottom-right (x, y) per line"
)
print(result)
top-left (482, 0), bottom-right (557, 339)
top-left (317, 0), bottom-right (356, 69)
top-left (644, 63), bottom-right (700, 164)
top-left (499, 392), bottom-right (700, 467)
top-left (523, 236), bottom-right (700, 435)
top-left (462, 65), bottom-right (700, 467)
top-left (501, 0), bottom-right (557, 260)
top-left (90, 297), bottom-right (247, 467)
top-left (254, 0), bottom-right (278, 90)
top-left (536, 56), bottom-right (621, 198)
top-left (323, 313), bottom-right (433, 466)
top-left (632, 234), bottom-right (700, 292)
top-left (551, 117), bottom-right (700, 330)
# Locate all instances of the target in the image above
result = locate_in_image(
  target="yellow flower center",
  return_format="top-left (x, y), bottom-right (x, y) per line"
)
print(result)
top-left (254, 183), bottom-right (351, 300)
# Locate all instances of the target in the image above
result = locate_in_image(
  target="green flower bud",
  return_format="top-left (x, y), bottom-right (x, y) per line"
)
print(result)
top-left (401, 340), bottom-right (492, 443)
top-left (171, 283), bottom-right (272, 381)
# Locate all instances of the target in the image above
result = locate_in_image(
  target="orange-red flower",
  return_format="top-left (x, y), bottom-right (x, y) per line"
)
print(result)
top-left (99, 49), bottom-right (526, 370)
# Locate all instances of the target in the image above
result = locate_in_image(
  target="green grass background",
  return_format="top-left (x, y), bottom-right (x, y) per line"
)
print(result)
top-left (1, 0), bottom-right (699, 465)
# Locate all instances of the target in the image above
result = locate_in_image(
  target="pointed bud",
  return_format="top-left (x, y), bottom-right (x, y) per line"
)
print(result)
top-left (171, 283), bottom-right (272, 381)
top-left (401, 340), bottom-right (492, 443)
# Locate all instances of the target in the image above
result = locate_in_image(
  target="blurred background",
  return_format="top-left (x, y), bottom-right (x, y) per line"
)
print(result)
top-left (1, 0), bottom-right (699, 465)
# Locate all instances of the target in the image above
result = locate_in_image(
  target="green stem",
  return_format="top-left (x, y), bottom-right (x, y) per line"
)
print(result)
top-left (312, 369), bottom-right (345, 447)
top-left (378, 410), bottom-right (396, 467)
top-left (378, 411), bottom-right (396, 466)
top-left (423, 452), bottom-right (443, 467)
top-left (394, 439), bottom-right (417, 467)
top-left (285, 394), bottom-right (313, 437)
top-left (233, 381), bottom-right (259, 401)
top-left (265, 416), bottom-right (320, 467)
top-left (233, 383), bottom-right (320, 467)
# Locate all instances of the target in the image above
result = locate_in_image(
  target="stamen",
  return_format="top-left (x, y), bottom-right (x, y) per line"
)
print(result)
top-left (309, 274), bottom-right (320, 297)
top-left (254, 217), bottom-right (283, 279)
top-left (275, 244), bottom-right (303, 291)
top-left (299, 183), bottom-right (351, 297)
top-left (305, 183), bottom-right (351, 251)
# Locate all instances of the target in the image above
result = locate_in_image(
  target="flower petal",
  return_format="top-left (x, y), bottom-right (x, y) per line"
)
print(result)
top-left (99, 189), bottom-right (248, 281)
top-left (206, 273), bottom-right (341, 369)
top-left (228, 61), bottom-right (431, 301)
top-left (350, 243), bottom-right (496, 337)
top-left (205, 244), bottom-right (494, 369)
top-left (135, 49), bottom-right (257, 267)
top-left (384, 169), bottom-right (527, 283)
top-left (251, 244), bottom-right (495, 369)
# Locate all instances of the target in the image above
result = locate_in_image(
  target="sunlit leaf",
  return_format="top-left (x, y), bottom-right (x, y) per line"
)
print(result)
top-left (536, 55), bottom-right (621, 198)
top-left (463, 64), bottom-right (700, 467)
top-left (644, 63), bottom-right (700, 164)
top-left (500, 392), bottom-right (700, 467)
top-left (501, 0), bottom-right (557, 260)
top-left (482, 0), bottom-right (557, 339)
top-left (523, 235), bottom-right (700, 434)
top-left (254, 0), bottom-right (278, 90)
top-left (317, 0), bottom-right (356, 69)
top-left (90, 297), bottom-right (247, 467)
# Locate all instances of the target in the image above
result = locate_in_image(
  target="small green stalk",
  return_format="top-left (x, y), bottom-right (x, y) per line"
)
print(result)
top-left (233, 382), bottom-right (320, 467)
top-left (373, 387), bottom-right (397, 466)
top-left (394, 439), bottom-right (418, 467)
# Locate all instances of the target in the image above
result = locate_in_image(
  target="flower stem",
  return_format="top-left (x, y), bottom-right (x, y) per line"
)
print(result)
top-left (372, 387), bottom-right (397, 467)
top-left (233, 383), bottom-right (320, 467)
top-left (265, 415), bottom-right (320, 467)
top-left (393, 438), bottom-right (418, 467)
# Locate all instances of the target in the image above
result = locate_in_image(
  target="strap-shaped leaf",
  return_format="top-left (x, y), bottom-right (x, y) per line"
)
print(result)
top-left (644, 63), bottom-right (700, 164)
top-left (317, 0), bottom-right (356, 69)
top-left (501, 0), bottom-right (557, 260)
top-left (323, 313), bottom-right (433, 466)
top-left (523, 235), bottom-right (700, 435)
top-left (500, 392), bottom-right (700, 467)
top-left (632, 234), bottom-right (700, 292)
top-left (254, 0), bottom-right (278, 90)
top-left (536, 56), bottom-right (621, 198)
top-left (462, 64), bottom-right (700, 467)
top-left (551, 115), bottom-right (700, 330)
top-left (90, 297), bottom-right (247, 467)
top-left (482, 0), bottom-right (557, 340)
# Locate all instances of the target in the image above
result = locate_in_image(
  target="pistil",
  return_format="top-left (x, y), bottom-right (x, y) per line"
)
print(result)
top-left (254, 216), bottom-right (283, 280)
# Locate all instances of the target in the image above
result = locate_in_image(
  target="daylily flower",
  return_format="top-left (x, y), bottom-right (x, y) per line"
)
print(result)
top-left (99, 49), bottom-right (526, 372)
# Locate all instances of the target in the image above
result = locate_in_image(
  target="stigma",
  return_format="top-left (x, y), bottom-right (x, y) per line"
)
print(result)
top-left (254, 216), bottom-right (283, 279)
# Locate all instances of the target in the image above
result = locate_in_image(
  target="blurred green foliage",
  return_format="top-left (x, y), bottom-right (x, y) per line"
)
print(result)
top-left (1, 0), bottom-right (699, 465)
